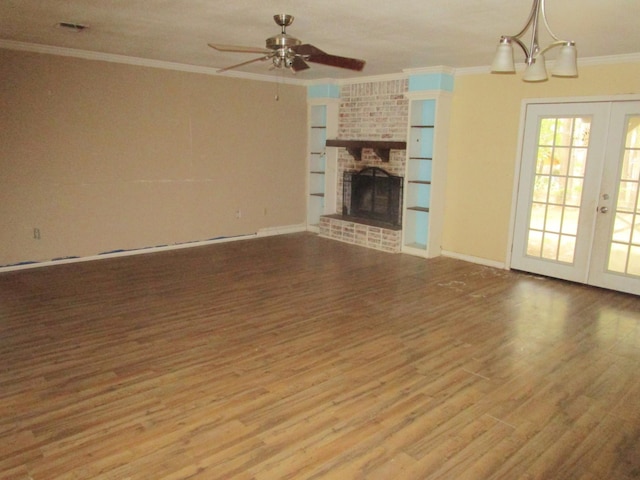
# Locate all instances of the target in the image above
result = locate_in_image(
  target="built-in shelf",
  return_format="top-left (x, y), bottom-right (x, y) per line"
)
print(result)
top-left (308, 103), bottom-right (331, 229)
top-left (407, 206), bottom-right (430, 213)
top-left (402, 91), bottom-right (452, 258)
top-left (325, 139), bottom-right (407, 162)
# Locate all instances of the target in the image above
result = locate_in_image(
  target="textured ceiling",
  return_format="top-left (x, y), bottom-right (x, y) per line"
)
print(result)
top-left (1, 0), bottom-right (639, 81)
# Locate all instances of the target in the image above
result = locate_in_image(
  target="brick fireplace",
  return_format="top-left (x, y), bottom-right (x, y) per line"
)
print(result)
top-left (343, 166), bottom-right (403, 226)
top-left (319, 79), bottom-right (409, 253)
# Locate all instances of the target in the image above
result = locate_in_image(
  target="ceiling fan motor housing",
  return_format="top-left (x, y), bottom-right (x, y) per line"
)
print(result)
top-left (266, 33), bottom-right (301, 50)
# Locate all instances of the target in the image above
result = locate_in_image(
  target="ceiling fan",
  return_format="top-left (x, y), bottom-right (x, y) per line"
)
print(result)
top-left (208, 14), bottom-right (366, 74)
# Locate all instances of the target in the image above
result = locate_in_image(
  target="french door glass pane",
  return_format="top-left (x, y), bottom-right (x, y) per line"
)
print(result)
top-left (607, 116), bottom-right (640, 275)
top-left (526, 117), bottom-right (592, 263)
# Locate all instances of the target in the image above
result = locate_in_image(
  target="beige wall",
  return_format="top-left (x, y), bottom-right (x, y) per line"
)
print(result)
top-left (444, 61), bottom-right (640, 265)
top-left (3, 47), bottom-right (638, 269)
top-left (0, 49), bottom-right (307, 266)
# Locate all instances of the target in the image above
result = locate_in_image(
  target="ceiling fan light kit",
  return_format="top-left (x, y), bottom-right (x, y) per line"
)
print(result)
top-left (209, 14), bottom-right (366, 74)
top-left (491, 0), bottom-right (578, 82)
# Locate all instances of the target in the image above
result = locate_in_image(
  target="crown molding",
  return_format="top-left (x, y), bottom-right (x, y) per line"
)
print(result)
top-left (301, 72), bottom-right (410, 86)
top-left (0, 39), bottom-right (305, 85)
top-left (0, 39), bottom-right (410, 86)
top-left (454, 52), bottom-right (640, 77)
top-left (3, 39), bottom-right (638, 86)
top-left (335, 71), bottom-right (409, 85)
top-left (577, 52), bottom-right (640, 66)
top-left (403, 65), bottom-right (456, 76)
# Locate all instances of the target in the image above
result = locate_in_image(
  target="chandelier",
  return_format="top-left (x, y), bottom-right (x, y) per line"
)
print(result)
top-left (491, 0), bottom-right (578, 82)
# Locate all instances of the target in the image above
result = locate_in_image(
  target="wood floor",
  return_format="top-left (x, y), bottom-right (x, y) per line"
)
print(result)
top-left (1, 233), bottom-right (639, 480)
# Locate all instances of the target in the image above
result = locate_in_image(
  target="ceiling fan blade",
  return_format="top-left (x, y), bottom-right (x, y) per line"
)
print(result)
top-left (217, 54), bottom-right (273, 73)
top-left (291, 56), bottom-right (310, 72)
top-left (307, 53), bottom-right (366, 71)
top-left (294, 44), bottom-right (365, 71)
top-left (292, 44), bottom-right (325, 56)
top-left (208, 43), bottom-right (271, 54)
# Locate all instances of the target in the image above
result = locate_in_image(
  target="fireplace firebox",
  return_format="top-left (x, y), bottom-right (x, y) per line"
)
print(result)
top-left (343, 167), bottom-right (403, 227)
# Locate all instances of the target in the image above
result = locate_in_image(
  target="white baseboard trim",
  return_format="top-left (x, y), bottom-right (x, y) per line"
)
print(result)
top-left (441, 250), bottom-right (507, 270)
top-left (257, 223), bottom-right (307, 237)
top-left (0, 224), bottom-right (308, 273)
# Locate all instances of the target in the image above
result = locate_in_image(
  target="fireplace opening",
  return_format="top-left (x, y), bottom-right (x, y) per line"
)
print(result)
top-left (343, 167), bottom-right (403, 226)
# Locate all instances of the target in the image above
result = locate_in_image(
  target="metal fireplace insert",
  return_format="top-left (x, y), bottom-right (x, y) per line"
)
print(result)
top-left (342, 167), bottom-right (403, 227)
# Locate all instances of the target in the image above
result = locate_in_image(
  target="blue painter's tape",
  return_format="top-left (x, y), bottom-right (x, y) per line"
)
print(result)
top-left (3, 260), bottom-right (38, 267)
top-left (1, 236), bottom-right (239, 269)
top-left (408, 73), bottom-right (454, 92)
top-left (308, 84), bottom-right (340, 99)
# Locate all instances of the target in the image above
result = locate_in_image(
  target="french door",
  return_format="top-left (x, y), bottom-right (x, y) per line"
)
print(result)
top-left (511, 100), bottom-right (640, 295)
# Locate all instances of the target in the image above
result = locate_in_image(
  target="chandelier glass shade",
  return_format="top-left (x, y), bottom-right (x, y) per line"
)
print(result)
top-left (491, 0), bottom-right (578, 82)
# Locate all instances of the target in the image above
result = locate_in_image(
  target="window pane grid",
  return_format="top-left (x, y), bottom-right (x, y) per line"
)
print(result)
top-left (527, 117), bottom-right (591, 264)
top-left (607, 116), bottom-right (640, 276)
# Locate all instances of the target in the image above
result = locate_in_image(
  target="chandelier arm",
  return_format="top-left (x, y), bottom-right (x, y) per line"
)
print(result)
top-left (539, 0), bottom-right (561, 41)
top-left (539, 40), bottom-right (569, 56)
top-left (528, 1), bottom-right (541, 62)
top-left (509, 36), bottom-right (532, 60)
top-left (511, 0), bottom-right (540, 39)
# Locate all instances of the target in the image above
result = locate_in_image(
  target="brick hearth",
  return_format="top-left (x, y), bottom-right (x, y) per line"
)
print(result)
top-left (319, 215), bottom-right (402, 253)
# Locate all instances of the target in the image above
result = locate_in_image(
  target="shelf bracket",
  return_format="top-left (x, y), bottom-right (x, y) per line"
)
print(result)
top-left (325, 139), bottom-right (406, 163)
top-left (346, 147), bottom-right (363, 161)
top-left (372, 148), bottom-right (391, 162)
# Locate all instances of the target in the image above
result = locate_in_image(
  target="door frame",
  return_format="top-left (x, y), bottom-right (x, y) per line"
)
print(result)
top-left (506, 94), bottom-right (640, 270)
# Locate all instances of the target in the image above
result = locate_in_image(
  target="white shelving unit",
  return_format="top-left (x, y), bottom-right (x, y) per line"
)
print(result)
top-left (402, 92), bottom-right (451, 258)
top-left (307, 100), bottom-right (338, 231)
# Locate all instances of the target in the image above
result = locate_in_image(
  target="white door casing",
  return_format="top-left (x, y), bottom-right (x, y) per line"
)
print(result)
top-left (511, 100), bottom-right (640, 295)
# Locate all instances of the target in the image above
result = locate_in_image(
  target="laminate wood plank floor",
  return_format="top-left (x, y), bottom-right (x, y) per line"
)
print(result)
top-left (1, 232), bottom-right (639, 479)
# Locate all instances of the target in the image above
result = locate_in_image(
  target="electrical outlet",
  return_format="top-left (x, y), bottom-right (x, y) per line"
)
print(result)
top-left (33, 228), bottom-right (41, 240)
top-left (235, 209), bottom-right (242, 219)
top-left (264, 207), bottom-right (267, 216)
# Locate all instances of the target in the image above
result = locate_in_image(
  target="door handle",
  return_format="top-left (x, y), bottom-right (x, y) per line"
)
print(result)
top-left (600, 206), bottom-right (609, 213)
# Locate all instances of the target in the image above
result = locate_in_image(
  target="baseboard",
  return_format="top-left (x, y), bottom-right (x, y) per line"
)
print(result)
top-left (0, 224), bottom-right (307, 273)
top-left (257, 223), bottom-right (308, 237)
top-left (440, 250), bottom-right (506, 270)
